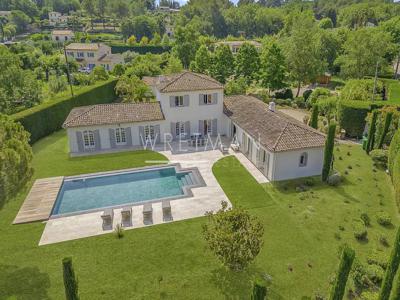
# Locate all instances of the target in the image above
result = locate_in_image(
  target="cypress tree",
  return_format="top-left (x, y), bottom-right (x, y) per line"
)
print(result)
top-left (389, 266), bottom-right (400, 300)
top-left (251, 281), bottom-right (267, 300)
top-left (366, 110), bottom-right (378, 154)
top-left (310, 104), bottom-right (319, 129)
top-left (378, 112), bottom-right (393, 149)
top-left (379, 227), bottom-right (400, 300)
top-left (322, 123), bottom-right (336, 182)
top-left (329, 245), bottom-right (355, 300)
top-left (62, 257), bottom-right (79, 300)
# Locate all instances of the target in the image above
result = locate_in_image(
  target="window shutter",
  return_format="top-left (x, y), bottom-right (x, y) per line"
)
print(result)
top-left (169, 96), bottom-right (175, 107)
top-left (212, 119), bottom-right (218, 136)
top-left (213, 93), bottom-right (218, 104)
top-left (199, 94), bottom-right (203, 105)
top-left (184, 95), bottom-right (189, 107)
top-left (109, 129), bottom-right (116, 148)
top-left (94, 129), bottom-right (101, 151)
top-left (170, 122), bottom-right (176, 140)
top-left (76, 131), bottom-right (84, 152)
top-left (125, 127), bottom-right (132, 146)
top-left (185, 121), bottom-right (190, 138)
top-left (198, 120), bottom-right (204, 136)
top-left (139, 126), bottom-right (145, 145)
top-left (155, 125), bottom-right (161, 143)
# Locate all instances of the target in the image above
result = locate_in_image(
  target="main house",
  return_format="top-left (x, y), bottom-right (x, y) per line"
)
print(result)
top-left (63, 72), bottom-right (325, 181)
top-left (65, 43), bottom-right (123, 71)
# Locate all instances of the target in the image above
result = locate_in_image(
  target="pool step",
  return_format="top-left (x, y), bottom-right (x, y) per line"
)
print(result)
top-left (181, 176), bottom-right (188, 186)
top-left (188, 172), bottom-right (196, 185)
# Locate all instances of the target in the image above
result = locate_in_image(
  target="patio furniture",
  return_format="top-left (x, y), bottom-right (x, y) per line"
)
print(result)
top-left (121, 206), bottom-right (132, 227)
top-left (101, 208), bottom-right (114, 230)
top-left (162, 200), bottom-right (172, 221)
top-left (143, 203), bottom-right (153, 224)
top-left (231, 142), bottom-right (240, 152)
top-left (220, 144), bottom-right (229, 155)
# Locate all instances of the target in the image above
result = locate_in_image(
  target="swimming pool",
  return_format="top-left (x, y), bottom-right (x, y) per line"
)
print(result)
top-left (51, 165), bottom-right (203, 217)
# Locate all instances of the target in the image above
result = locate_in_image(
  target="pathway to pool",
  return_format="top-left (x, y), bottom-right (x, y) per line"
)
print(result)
top-left (37, 144), bottom-right (268, 245)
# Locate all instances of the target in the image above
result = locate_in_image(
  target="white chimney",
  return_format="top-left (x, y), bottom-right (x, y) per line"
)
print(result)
top-left (268, 101), bottom-right (276, 112)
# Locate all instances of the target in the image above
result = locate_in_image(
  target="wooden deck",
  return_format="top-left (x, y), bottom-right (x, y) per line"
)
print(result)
top-left (13, 177), bottom-right (64, 224)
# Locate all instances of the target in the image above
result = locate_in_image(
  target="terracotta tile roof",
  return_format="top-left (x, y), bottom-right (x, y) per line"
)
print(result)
top-left (52, 30), bottom-right (73, 35)
top-left (65, 43), bottom-right (101, 51)
top-left (223, 95), bottom-right (326, 152)
top-left (63, 103), bottom-right (165, 128)
top-left (143, 71), bottom-right (223, 93)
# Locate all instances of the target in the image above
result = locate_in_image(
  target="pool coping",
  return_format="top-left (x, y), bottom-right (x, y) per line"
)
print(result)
top-left (49, 163), bottom-right (206, 220)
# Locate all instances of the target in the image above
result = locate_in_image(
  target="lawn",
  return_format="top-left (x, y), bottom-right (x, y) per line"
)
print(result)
top-left (0, 131), bottom-right (398, 299)
top-left (382, 78), bottom-right (400, 104)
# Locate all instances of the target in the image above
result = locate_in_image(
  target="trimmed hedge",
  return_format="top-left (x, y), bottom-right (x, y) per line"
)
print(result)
top-left (394, 154), bottom-right (400, 211)
top-left (310, 104), bottom-right (319, 129)
top-left (62, 257), bottom-right (79, 300)
top-left (337, 100), bottom-right (370, 138)
top-left (329, 245), bottom-right (355, 300)
top-left (379, 226), bottom-right (400, 300)
top-left (367, 110), bottom-right (378, 154)
top-left (322, 123), bottom-right (336, 182)
top-left (389, 130), bottom-right (400, 175)
top-left (12, 80), bottom-right (118, 144)
top-left (110, 45), bottom-right (172, 54)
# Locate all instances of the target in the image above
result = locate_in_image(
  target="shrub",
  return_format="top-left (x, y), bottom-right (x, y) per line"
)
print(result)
top-left (366, 110), bottom-right (378, 154)
top-left (310, 104), bottom-right (319, 129)
top-left (307, 88), bottom-right (331, 108)
top-left (377, 112), bottom-right (393, 149)
top-left (111, 45), bottom-right (171, 55)
top-left (380, 235), bottom-right (390, 247)
top-left (379, 226), bottom-right (400, 300)
top-left (62, 257), bottom-right (79, 300)
top-left (361, 213), bottom-right (371, 227)
top-left (274, 88), bottom-right (293, 100)
top-left (337, 100), bottom-right (370, 138)
top-left (377, 212), bottom-right (392, 227)
top-left (92, 66), bottom-right (109, 81)
top-left (322, 123), bottom-right (337, 182)
top-left (370, 150), bottom-right (388, 169)
top-left (294, 97), bottom-right (306, 109)
top-left (12, 80), bottom-right (118, 143)
top-left (48, 75), bottom-right (68, 94)
top-left (114, 223), bottom-right (124, 239)
top-left (303, 89), bottom-right (312, 101)
top-left (328, 173), bottom-right (342, 186)
top-left (329, 245), bottom-right (355, 300)
top-left (251, 281), bottom-right (267, 300)
top-left (354, 222), bottom-right (368, 241)
top-left (72, 73), bottom-right (95, 86)
top-left (388, 130), bottom-right (400, 175)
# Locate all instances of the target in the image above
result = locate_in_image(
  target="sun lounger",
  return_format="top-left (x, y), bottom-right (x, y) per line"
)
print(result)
top-left (121, 206), bottom-right (132, 227)
top-left (101, 208), bottom-right (114, 230)
top-left (162, 200), bottom-right (172, 221)
top-left (220, 144), bottom-right (229, 155)
top-left (143, 203), bottom-right (153, 224)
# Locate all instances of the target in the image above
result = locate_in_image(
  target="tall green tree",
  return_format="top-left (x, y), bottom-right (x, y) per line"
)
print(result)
top-left (62, 257), bottom-right (79, 300)
top-left (366, 110), bottom-right (378, 154)
top-left (190, 45), bottom-right (212, 75)
top-left (172, 24), bottom-right (200, 68)
top-left (259, 42), bottom-right (287, 93)
top-left (282, 12), bottom-right (326, 97)
top-left (82, 0), bottom-right (96, 30)
top-left (310, 104), bottom-right (319, 129)
top-left (389, 266), bottom-right (400, 300)
top-left (322, 122), bottom-right (336, 182)
top-left (380, 17), bottom-right (400, 79)
top-left (378, 112), bottom-right (393, 149)
top-left (211, 44), bottom-right (234, 84)
top-left (251, 281), bottom-right (267, 300)
top-left (329, 245), bottom-right (355, 300)
top-left (164, 55), bottom-right (183, 74)
top-left (96, 0), bottom-right (107, 29)
top-left (379, 227), bottom-right (400, 300)
top-left (115, 75), bottom-right (154, 102)
top-left (235, 43), bottom-right (260, 85)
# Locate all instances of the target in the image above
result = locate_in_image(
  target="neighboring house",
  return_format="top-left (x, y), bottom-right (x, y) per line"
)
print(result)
top-left (165, 23), bottom-right (174, 38)
top-left (65, 43), bottom-right (123, 71)
top-left (215, 40), bottom-right (262, 54)
top-left (49, 11), bottom-right (69, 26)
top-left (63, 71), bottom-right (326, 181)
top-left (51, 30), bottom-right (74, 42)
top-left (0, 11), bottom-right (11, 17)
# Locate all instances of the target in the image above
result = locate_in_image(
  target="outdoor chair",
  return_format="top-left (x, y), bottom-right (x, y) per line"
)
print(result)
top-left (101, 208), bottom-right (114, 230)
top-left (162, 200), bottom-right (172, 222)
top-left (143, 203), bottom-right (153, 224)
top-left (220, 144), bottom-right (230, 155)
top-left (121, 206), bottom-right (132, 227)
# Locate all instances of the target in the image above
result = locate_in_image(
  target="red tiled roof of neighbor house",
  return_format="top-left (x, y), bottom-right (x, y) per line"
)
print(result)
top-left (223, 95), bottom-right (326, 152)
top-left (143, 71), bottom-right (223, 93)
top-left (63, 103), bottom-right (165, 128)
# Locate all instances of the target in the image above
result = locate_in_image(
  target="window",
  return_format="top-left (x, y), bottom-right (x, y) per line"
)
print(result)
top-left (87, 52), bottom-right (95, 58)
top-left (77, 52), bottom-right (84, 58)
top-left (144, 125), bottom-right (155, 141)
top-left (55, 36), bottom-right (59, 41)
top-left (64, 36), bottom-right (68, 41)
top-left (299, 152), bottom-right (308, 167)
top-left (175, 96), bottom-right (184, 107)
top-left (115, 128), bottom-right (126, 144)
top-left (203, 94), bottom-right (212, 105)
top-left (83, 131), bottom-right (95, 149)
top-left (88, 64), bottom-right (96, 70)
top-left (67, 52), bottom-right (74, 57)
top-left (175, 122), bottom-right (185, 137)
top-left (203, 120), bottom-right (212, 135)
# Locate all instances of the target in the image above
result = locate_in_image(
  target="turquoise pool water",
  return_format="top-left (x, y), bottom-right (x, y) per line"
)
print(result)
top-left (52, 167), bottom-right (195, 216)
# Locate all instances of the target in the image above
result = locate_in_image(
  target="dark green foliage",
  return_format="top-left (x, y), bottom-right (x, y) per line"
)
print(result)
top-left (111, 45), bottom-right (171, 55)
top-left (367, 111), bottom-right (379, 154)
top-left (378, 112), bottom-right (393, 149)
top-left (379, 227), bottom-right (400, 300)
top-left (12, 80), bottom-right (118, 144)
top-left (274, 88), bottom-right (293, 100)
top-left (393, 154), bottom-right (400, 210)
top-left (370, 150), bottom-right (389, 169)
top-left (329, 245), bottom-right (355, 300)
top-left (337, 100), bottom-right (370, 138)
top-left (322, 123), bottom-right (336, 182)
top-left (251, 281), bottom-right (267, 300)
top-left (389, 130), bottom-right (400, 175)
top-left (310, 104), bottom-right (319, 129)
top-left (389, 263), bottom-right (400, 300)
top-left (62, 257), bottom-right (79, 300)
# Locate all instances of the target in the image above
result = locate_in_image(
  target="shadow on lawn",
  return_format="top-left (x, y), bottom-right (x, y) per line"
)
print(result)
top-left (0, 264), bottom-right (51, 300)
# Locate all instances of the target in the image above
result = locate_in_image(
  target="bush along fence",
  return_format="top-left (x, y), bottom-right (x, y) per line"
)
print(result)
top-left (366, 110), bottom-right (378, 154)
top-left (389, 129), bottom-right (400, 209)
top-left (110, 45), bottom-right (172, 55)
top-left (329, 245), bottom-right (355, 300)
top-left (12, 80), bottom-right (118, 144)
top-left (337, 100), bottom-right (371, 138)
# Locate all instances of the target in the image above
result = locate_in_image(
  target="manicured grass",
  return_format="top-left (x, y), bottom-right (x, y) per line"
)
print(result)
top-left (0, 131), bottom-right (398, 299)
top-left (382, 78), bottom-right (400, 104)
